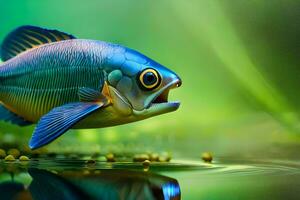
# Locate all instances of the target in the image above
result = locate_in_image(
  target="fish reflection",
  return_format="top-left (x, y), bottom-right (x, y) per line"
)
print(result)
top-left (0, 168), bottom-right (181, 200)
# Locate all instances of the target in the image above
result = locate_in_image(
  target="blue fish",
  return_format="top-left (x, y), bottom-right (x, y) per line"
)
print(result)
top-left (28, 168), bottom-right (181, 200)
top-left (0, 26), bottom-right (182, 149)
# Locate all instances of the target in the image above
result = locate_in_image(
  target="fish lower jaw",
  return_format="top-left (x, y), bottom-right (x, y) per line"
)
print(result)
top-left (133, 101), bottom-right (180, 118)
top-left (150, 101), bottom-right (180, 109)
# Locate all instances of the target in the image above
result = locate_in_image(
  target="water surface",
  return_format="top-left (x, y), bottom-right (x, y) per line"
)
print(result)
top-left (1, 157), bottom-right (300, 200)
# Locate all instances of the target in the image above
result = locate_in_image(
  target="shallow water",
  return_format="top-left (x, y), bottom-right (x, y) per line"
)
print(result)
top-left (1, 158), bottom-right (300, 200)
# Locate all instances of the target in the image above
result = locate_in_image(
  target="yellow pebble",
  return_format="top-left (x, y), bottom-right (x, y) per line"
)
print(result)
top-left (202, 152), bottom-right (213, 163)
top-left (7, 149), bottom-right (20, 158)
top-left (158, 152), bottom-right (172, 162)
top-left (19, 155), bottom-right (30, 161)
top-left (143, 160), bottom-right (151, 168)
top-left (0, 149), bottom-right (6, 158)
top-left (149, 153), bottom-right (159, 162)
top-left (106, 153), bottom-right (115, 162)
top-left (4, 155), bottom-right (15, 162)
top-left (133, 154), bottom-right (150, 162)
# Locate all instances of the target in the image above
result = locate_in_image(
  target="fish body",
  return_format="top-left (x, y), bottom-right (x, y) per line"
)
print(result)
top-left (0, 26), bottom-right (181, 149)
top-left (0, 39), bottom-right (106, 123)
top-left (26, 168), bottom-right (181, 200)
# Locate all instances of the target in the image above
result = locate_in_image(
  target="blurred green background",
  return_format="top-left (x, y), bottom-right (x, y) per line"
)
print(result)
top-left (1, 0), bottom-right (300, 159)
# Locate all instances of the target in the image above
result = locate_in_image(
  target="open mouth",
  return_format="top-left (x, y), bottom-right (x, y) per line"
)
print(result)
top-left (149, 79), bottom-right (182, 108)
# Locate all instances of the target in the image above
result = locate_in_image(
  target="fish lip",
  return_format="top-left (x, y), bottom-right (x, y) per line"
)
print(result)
top-left (146, 78), bottom-right (181, 109)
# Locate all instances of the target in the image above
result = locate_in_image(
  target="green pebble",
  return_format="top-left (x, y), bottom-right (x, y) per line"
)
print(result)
top-left (4, 155), bottom-right (15, 162)
top-left (97, 156), bottom-right (107, 162)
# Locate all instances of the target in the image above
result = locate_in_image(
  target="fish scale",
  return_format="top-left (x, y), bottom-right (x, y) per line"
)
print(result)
top-left (0, 41), bottom-right (105, 122)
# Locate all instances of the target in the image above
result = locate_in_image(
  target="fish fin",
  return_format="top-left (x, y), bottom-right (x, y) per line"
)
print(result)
top-left (0, 105), bottom-right (33, 126)
top-left (79, 86), bottom-right (111, 105)
top-left (1, 25), bottom-right (76, 61)
top-left (78, 87), bottom-right (102, 102)
top-left (28, 168), bottom-right (88, 200)
top-left (29, 102), bottom-right (104, 150)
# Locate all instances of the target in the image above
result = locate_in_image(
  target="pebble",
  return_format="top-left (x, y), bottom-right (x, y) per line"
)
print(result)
top-left (143, 160), bottom-right (151, 168)
top-left (133, 154), bottom-right (150, 162)
top-left (19, 155), bottom-right (30, 161)
top-left (7, 149), bottom-right (20, 158)
top-left (97, 156), bottom-right (107, 162)
top-left (0, 149), bottom-right (6, 158)
top-left (4, 155), bottom-right (15, 162)
top-left (149, 153), bottom-right (159, 162)
top-left (158, 152), bottom-right (172, 162)
top-left (158, 156), bottom-right (171, 162)
top-left (106, 153), bottom-right (116, 162)
top-left (202, 152), bottom-right (213, 163)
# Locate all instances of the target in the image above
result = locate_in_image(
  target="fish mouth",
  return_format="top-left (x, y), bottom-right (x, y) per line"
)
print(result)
top-left (147, 78), bottom-right (182, 110)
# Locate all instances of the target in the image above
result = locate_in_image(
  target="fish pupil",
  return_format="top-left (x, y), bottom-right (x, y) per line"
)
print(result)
top-left (144, 72), bottom-right (157, 85)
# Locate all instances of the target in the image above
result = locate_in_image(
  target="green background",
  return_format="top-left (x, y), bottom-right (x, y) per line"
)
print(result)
top-left (1, 0), bottom-right (300, 159)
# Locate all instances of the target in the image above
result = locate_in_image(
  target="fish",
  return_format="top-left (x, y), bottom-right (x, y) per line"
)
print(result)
top-left (27, 168), bottom-right (181, 200)
top-left (0, 25), bottom-right (182, 149)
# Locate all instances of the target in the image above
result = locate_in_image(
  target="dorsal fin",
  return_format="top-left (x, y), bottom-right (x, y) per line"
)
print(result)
top-left (0, 25), bottom-right (76, 61)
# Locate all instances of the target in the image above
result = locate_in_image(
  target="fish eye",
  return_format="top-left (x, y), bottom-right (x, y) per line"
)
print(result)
top-left (138, 68), bottom-right (161, 90)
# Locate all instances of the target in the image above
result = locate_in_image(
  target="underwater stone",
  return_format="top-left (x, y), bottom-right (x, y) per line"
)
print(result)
top-left (0, 149), bottom-right (6, 158)
top-left (97, 156), bottom-right (107, 162)
top-left (19, 155), bottom-right (30, 161)
top-left (201, 152), bottom-right (213, 163)
top-left (4, 155), bottom-right (15, 161)
top-left (108, 70), bottom-right (123, 86)
top-left (143, 160), bottom-right (151, 167)
top-left (133, 154), bottom-right (150, 162)
top-left (7, 149), bottom-right (20, 158)
top-left (159, 152), bottom-right (172, 162)
top-left (106, 153), bottom-right (115, 162)
top-left (149, 153), bottom-right (159, 162)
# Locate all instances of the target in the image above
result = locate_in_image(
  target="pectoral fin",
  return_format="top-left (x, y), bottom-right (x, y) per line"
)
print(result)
top-left (78, 83), bottom-right (112, 105)
top-left (29, 102), bottom-right (104, 150)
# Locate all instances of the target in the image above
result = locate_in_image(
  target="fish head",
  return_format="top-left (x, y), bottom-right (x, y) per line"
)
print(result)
top-left (105, 46), bottom-right (182, 121)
